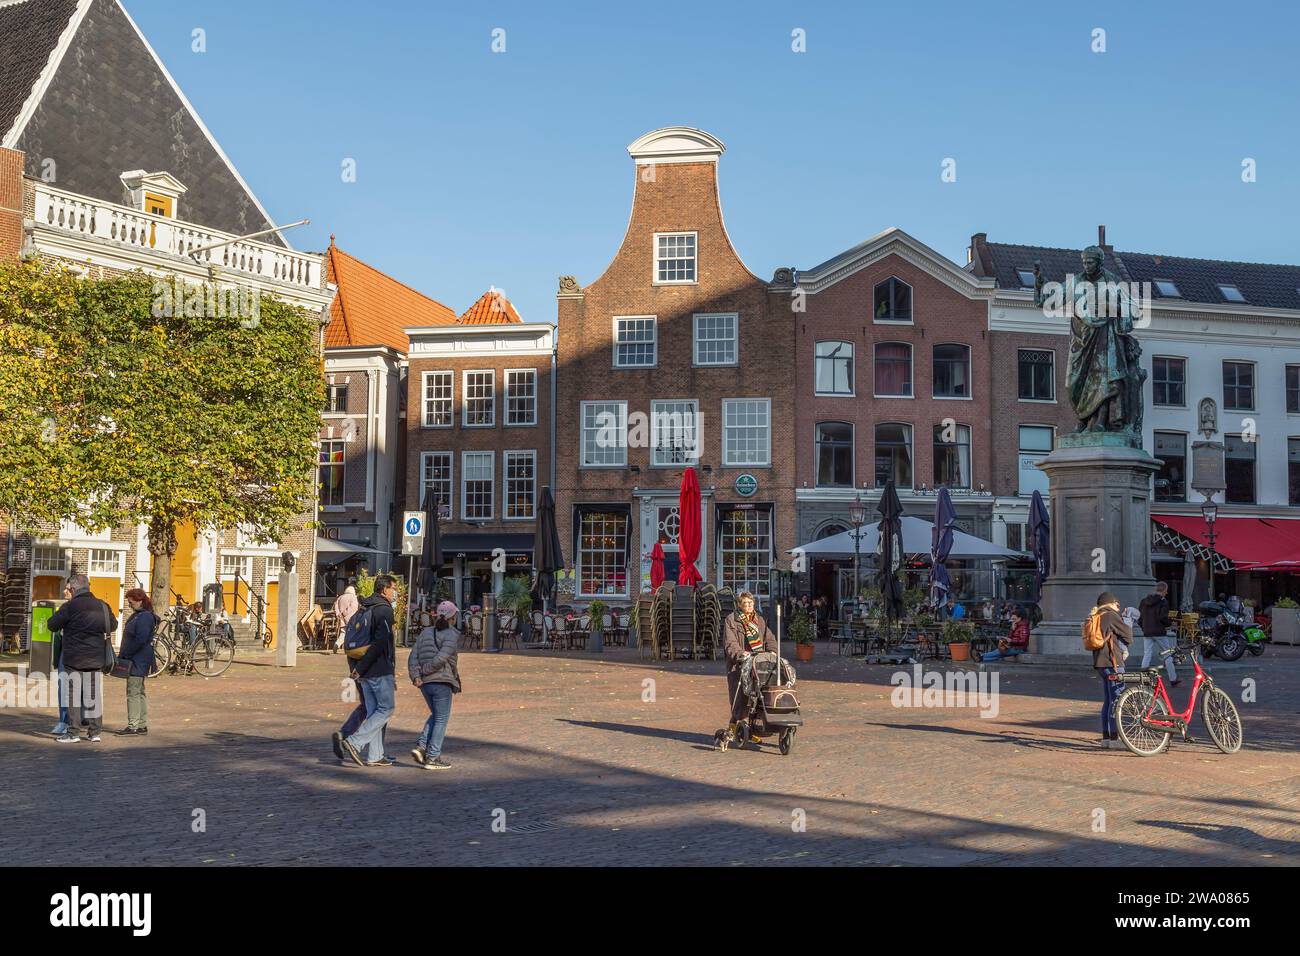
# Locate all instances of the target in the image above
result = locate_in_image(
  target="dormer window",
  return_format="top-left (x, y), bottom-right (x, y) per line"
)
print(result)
top-left (1154, 280), bottom-right (1180, 297)
top-left (1218, 284), bottom-right (1246, 303)
top-left (1016, 269), bottom-right (1036, 290)
top-left (120, 170), bottom-right (186, 219)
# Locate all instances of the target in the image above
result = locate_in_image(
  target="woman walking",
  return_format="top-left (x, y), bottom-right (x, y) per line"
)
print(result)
top-left (115, 588), bottom-right (156, 736)
top-left (1086, 591), bottom-right (1132, 748)
top-left (408, 600), bottom-right (461, 771)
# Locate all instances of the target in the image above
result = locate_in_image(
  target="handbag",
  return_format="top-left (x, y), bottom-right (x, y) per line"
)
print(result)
top-left (100, 600), bottom-right (125, 677)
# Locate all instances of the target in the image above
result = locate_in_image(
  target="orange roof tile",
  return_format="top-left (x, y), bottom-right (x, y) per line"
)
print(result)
top-left (324, 240), bottom-right (456, 353)
top-left (458, 287), bottom-right (523, 325)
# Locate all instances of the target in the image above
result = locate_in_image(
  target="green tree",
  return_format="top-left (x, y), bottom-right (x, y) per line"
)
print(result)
top-left (0, 261), bottom-right (325, 607)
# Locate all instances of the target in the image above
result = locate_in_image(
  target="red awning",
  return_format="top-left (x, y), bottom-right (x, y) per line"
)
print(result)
top-left (1152, 514), bottom-right (1300, 571)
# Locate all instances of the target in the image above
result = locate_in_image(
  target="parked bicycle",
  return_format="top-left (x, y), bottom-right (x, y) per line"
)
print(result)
top-left (1113, 645), bottom-right (1242, 756)
top-left (148, 604), bottom-right (236, 678)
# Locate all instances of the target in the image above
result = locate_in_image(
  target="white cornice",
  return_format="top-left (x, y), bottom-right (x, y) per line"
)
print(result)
top-left (627, 127), bottom-right (724, 165)
top-left (795, 228), bottom-right (995, 298)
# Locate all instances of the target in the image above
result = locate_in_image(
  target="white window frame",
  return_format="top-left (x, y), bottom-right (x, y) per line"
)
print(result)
top-left (932, 342), bottom-right (973, 401)
top-left (576, 509), bottom-right (631, 599)
top-left (721, 398), bottom-right (772, 467)
top-left (462, 370), bottom-right (496, 427)
top-left (814, 421), bottom-right (855, 489)
top-left (581, 401), bottom-right (628, 468)
top-left (612, 316), bottom-right (658, 369)
top-left (653, 231), bottom-right (698, 285)
top-left (872, 276), bottom-right (914, 325)
top-left (422, 370), bottom-right (453, 428)
top-left (88, 548), bottom-right (124, 576)
top-left (504, 368), bottom-right (538, 426)
top-left (692, 313), bottom-right (738, 367)
top-left (324, 380), bottom-right (350, 417)
top-left (814, 341), bottom-right (855, 397)
top-left (650, 399), bottom-right (701, 467)
top-left (874, 422), bottom-right (914, 490)
top-left (420, 450), bottom-right (454, 522)
top-left (265, 556), bottom-right (283, 583)
top-left (503, 450), bottom-right (537, 521)
top-left (318, 438), bottom-right (346, 510)
top-left (461, 450), bottom-right (495, 520)
top-left (219, 554), bottom-right (252, 580)
top-left (1017, 424), bottom-right (1055, 497)
top-left (932, 422), bottom-right (973, 490)
top-left (873, 341), bottom-right (914, 399)
top-left (1222, 360), bottom-right (1256, 413)
top-left (33, 545), bottom-right (70, 574)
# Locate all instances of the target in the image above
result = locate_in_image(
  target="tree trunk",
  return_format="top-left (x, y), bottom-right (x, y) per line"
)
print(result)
top-left (147, 518), bottom-right (177, 609)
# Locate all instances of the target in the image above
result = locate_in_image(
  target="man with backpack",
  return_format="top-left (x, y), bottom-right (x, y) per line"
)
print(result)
top-left (1139, 582), bottom-right (1178, 686)
top-left (47, 574), bottom-right (117, 743)
top-left (336, 575), bottom-right (398, 767)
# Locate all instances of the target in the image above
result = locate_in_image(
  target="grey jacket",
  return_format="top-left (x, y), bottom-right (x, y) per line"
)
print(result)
top-left (407, 625), bottom-right (461, 692)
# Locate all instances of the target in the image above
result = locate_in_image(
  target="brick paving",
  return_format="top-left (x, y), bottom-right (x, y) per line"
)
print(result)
top-left (3, 644), bottom-right (1297, 866)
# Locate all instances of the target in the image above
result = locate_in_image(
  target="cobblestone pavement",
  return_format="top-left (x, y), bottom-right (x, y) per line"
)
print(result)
top-left (3, 644), bottom-right (1297, 866)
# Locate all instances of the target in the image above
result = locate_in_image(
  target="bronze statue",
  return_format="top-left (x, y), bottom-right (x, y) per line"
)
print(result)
top-left (1035, 245), bottom-right (1145, 445)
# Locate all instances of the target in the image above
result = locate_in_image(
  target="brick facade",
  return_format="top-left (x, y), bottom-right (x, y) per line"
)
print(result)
top-left (0, 147), bottom-right (24, 263)
top-left (555, 128), bottom-right (795, 605)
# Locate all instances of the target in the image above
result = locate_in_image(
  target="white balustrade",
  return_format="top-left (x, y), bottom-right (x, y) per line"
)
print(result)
top-left (33, 183), bottom-right (319, 291)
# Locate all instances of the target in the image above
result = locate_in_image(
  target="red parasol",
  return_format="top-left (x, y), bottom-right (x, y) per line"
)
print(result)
top-left (650, 542), bottom-right (665, 590)
top-left (677, 468), bottom-right (703, 586)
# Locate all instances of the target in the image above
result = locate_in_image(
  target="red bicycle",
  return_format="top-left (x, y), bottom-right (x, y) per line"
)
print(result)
top-left (1114, 646), bottom-right (1243, 756)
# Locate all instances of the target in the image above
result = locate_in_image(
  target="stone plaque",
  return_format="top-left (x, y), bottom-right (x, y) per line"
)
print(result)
top-left (1191, 441), bottom-right (1226, 493)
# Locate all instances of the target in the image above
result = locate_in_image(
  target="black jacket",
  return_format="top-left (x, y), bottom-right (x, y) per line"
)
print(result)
top-left (119, 609), bottom-right (157, 677)
top-left (48, 590), bottom-right (118, 671)
top-left (353, 594), bottom-right (395, 679)
top-left (1139, 594), bottom-right (1170, 637)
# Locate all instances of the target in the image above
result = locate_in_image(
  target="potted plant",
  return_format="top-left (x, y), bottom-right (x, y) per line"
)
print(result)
top-left (1272, 597), bottom-right (1300, 645)
top-left (514, 593), bottom-right (535, 642)
top-left (587, 598), bottom-right (606, 652)
top-left (790, 608), bottom-right (815, 661)
top-left (942, 619), bottom-right (975, 662)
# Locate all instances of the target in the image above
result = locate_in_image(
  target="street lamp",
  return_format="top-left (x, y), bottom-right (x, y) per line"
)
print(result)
top-left (1201, 498), bottom-right (1218, 600)
top-left (848, 493), bottom-right (868, 619)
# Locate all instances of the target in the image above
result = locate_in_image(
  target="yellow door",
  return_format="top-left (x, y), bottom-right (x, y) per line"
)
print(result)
top-left (222, 574), bottom-right (249, 618)
top-left (265, 580), bottom-right (279, 648)
top-left (156, 521), bottom-right (200, 605)
top-left (89, 577), bottom-right (120, 614)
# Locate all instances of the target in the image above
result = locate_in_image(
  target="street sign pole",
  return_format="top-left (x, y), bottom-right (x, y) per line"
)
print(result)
top-left (400, 511), bottom-right (427, 648)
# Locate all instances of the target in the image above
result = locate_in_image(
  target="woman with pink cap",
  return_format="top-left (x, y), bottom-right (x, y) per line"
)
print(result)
top-left (407, 599), bottom-right (462, 770)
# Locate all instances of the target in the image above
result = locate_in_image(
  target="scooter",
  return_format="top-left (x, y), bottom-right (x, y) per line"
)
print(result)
top-left (1196, 597), bottom-right (1257, 661)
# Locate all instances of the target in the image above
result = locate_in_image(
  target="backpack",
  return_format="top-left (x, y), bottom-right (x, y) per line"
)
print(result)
top-left (1081, 609), bottom-right (1106, 652)
top-left (342, 605), bottom-right (375, 659)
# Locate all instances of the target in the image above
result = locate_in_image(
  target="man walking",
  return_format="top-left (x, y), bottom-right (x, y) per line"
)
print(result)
top-left (1139, 581), bottom-right (1178, 686)
top-left (47, 574), bottom-right (117, 743)
top-left (338, 575), bottom-right (398, 767)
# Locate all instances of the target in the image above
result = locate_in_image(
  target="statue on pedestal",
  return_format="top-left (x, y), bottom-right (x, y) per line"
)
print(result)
top-left (1034, 245), bottom-right (1146, 447)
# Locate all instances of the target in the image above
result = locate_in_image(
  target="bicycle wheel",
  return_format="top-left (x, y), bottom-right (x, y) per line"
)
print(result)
top-left (149, 638), bottom-right (172, 678)
top-left (1201, 686), bottom-right (1243, 754)
top-left (1115, 686), bottom-right (1172, 756)
top-left (193, 636), bottom-right (235, 677)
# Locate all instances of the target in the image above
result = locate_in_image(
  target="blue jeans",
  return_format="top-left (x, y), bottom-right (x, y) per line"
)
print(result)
top-left (418, 682), bottom-right (454, 759)
top-left (980, 647), bottom-right (1024, 662)
top-left (347, 675), bottom-right (395, 762)
top-left (1099, 667), bottom-right (1121, 737)
top-left (1140, 634), bottom-right (1177, 682)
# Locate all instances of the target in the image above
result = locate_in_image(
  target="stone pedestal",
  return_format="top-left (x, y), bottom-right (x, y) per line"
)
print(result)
top-left (275, 569), bottom-right (298, 667)
top-left (1034, 439), bottom-right (1159, 658)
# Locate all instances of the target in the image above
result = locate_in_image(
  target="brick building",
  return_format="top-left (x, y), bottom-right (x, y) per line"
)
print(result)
top-left (406, 288), bottom-right (554, 608)
top-left (0, 0), bottom-right (334, 645)
top-left (789, 228), bottom-right (998, 605)
top-left (554, 127), bottom-right (796, 605)
top-left (318, 239), bottom-right (455, 597)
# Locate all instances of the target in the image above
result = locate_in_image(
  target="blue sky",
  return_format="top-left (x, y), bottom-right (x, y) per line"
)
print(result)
top-left (128, 0), bottom-right (1300, 324)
